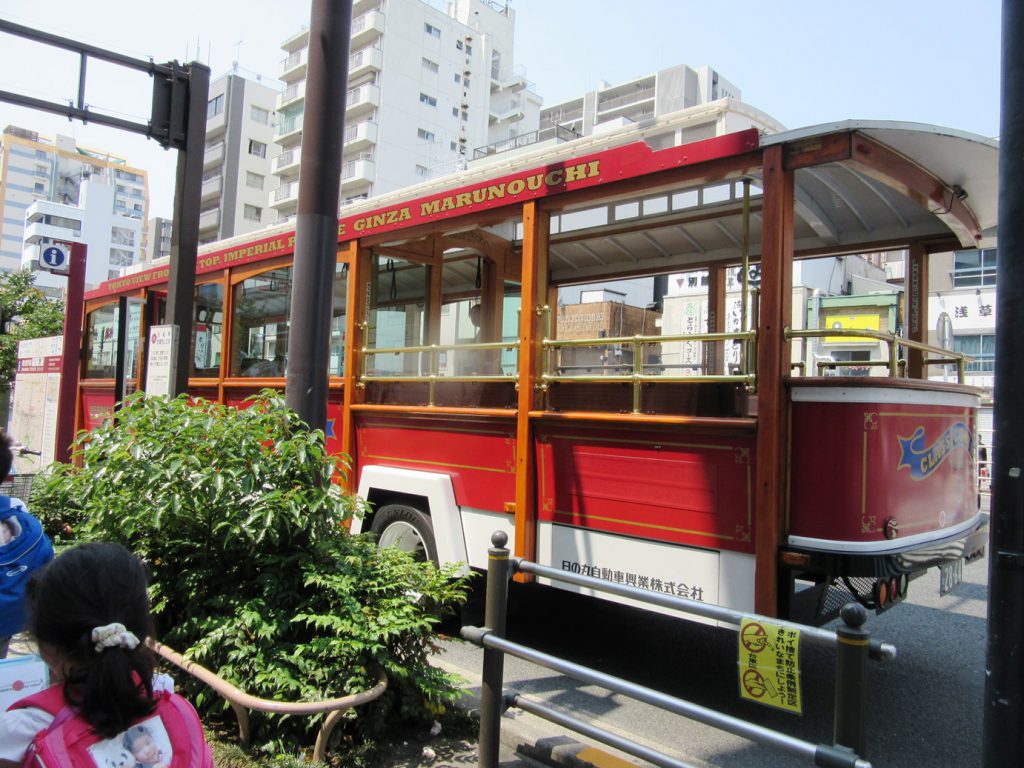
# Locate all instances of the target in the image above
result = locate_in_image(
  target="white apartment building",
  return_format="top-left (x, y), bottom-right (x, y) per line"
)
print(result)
top-left (540, 64), bottom-right (742, 138)
top-left (200, 67), bottom-right (282, 243)
top-left (0, 126), bottom-right (148, 276)
top-left (271, 0), bottom-right (540, 220)
top-left (22, 178), bottom-right (144, 292)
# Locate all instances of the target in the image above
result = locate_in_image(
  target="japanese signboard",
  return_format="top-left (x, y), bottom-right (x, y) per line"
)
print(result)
top-left (145, 325), bottom-right (178, 397)
top-left (738, 617), bottom-right (802, 714)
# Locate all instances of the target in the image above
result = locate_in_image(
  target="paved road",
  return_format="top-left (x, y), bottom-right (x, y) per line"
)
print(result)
top-left (439, 556), bottom-right (989, 767)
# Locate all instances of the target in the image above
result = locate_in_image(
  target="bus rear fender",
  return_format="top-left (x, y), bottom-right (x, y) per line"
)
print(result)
top-left (354, 465), bottom-right (469, 572)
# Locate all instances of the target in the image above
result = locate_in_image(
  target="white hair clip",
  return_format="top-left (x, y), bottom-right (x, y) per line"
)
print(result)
top-left (91, 622), bottom-right (140, 653)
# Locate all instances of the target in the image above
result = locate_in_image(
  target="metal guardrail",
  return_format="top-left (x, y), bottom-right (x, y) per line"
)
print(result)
top-left (463, 531), bottom-right (895, 768)
top-left (150, 640), bottom-right (387, 762)
top-left (785, 327), bottom-right (972, 383)
top-left (360, 340), bottom-right (519, 406)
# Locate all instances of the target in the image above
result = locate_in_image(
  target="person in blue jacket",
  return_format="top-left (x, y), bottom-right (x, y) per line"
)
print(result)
top-left (0, 432), bottom-right (53, 657)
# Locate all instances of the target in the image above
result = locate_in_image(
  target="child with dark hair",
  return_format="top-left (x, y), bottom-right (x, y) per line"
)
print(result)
top-left (0, 542), bottom-right (211, 766)
top-left (0, 430), bottom-right (52, 659)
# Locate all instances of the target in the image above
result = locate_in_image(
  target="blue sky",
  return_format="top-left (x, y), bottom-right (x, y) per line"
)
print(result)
top-left (0, 0), bottom-right (1002, 218)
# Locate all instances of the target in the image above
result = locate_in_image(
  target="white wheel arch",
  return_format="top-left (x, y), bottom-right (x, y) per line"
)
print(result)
top-left (354, 465), bottom-right (470, 574)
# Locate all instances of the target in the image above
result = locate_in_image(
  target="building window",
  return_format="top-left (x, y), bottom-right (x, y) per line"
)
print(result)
top-left (419, 93), bottom-right (437, 107)
top-left (450, 141), bottom-right (457, 151)
top-left (452, 107), bottom-right (459, 117)
top-left (454, 73), bottom-right (461, 84)
top-left (248, 140), bottom-right (267, 159)
top-left (953, 334), bottom-right (995, 373)
top-left (33, 182), bottom-right (44, 193)
top-left (461, 111), bottom-right (469, 121)
top-left (246, 172), bottom-right (265, 190)
top-left (250, 105), bottom-right (270, 124)
top-left (417, 128), bottom-right (435, 142)
top-left (466, 44), bottom-right (473, 55)
top-left (952, 248), bottom-right (997, 288)
top-left (243, 204), bottom-right (262, 222)
top-left (456, 40), bottom-right (463, 51)
top-left (35, 165), bottom-right (48, 177)
top-left (415, 164), bottom-right (431, 178)
top-left (424, 23), bottom-right (440, 38)
top-left (35, 149), bottom-right (46, 160)
top-left (422, 57), bottom-right (439, 73)
top-left (207, 94), bottom-right (224, 119)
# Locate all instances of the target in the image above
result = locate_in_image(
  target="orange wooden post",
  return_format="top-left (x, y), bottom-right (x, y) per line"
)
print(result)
top-left (754, 145), bottom-right (794, 617)
top-left (426, 237), bottom-right (444, 347)
top-left (514, 202), bottom-right (549, 571)
top-left (905, 243), bottom-right (929, 379)
top-left (340, 241), bottom-right (369, 493)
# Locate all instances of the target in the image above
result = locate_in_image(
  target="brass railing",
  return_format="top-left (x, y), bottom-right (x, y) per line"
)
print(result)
top-left (540, 311), bottom-right (757, 414)
top-left (360, 340), bottom-right (519, 406)
top-left (784, 327), bottom-right (971, 383)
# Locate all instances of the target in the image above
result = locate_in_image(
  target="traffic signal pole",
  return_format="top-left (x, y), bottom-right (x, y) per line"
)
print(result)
top-left (54, 243), bottom-right (86, 464)
top-left (983, 2), bottom-right (1024, 764)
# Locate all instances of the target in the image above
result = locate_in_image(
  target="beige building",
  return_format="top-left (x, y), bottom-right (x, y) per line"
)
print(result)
top-left (200, 67), bottom-right (281, 244)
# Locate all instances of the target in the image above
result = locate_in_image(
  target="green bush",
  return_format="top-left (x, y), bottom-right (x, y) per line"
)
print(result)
top-left (30, 391), bottom-right (468, 753)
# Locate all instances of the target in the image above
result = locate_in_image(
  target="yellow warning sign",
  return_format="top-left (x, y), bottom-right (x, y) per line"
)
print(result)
top-left (823, 313), bottom-right (881, 344)
top-left (738, 617), bottom-right (802, 714)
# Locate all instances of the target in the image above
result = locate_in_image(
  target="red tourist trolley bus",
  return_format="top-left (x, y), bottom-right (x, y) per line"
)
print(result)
top-left (76, 111), bottom-right (997, 625)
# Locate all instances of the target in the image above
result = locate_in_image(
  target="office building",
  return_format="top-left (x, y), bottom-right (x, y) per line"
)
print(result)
top-left (200, 67), bottom-right (282, 244)
top-left (271, 0), bottom-right (540, 219)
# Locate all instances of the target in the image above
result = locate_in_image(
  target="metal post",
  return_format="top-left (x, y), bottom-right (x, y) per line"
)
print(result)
top-left (113, 295), bottom-right (128, 409)
top-left (478, 531), bottom-right (511, 768)
top-left (55, 242), bottom-right (86, 464)
top-left (833, 603), bottom-right (869, 757)
top-left (285, 0), bottom-right (352, 429)
top-left (165, 61), bottom-right (210, 397)
top-left (985, 2), bottom-right (1024, 764)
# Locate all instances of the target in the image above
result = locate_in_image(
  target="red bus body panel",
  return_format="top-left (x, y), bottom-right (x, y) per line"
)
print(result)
top-left (790, 393), bottom-right (978, 546)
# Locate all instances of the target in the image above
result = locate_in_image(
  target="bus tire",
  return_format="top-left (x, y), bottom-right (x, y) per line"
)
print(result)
top-left (370, 503), bottom-right (438, 566)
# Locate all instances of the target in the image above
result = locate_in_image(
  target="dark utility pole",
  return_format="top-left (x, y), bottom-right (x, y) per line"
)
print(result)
top-left (983, 2), bottom-right (1024, 765)
top-left (285, 0), bottom-right (352, 429)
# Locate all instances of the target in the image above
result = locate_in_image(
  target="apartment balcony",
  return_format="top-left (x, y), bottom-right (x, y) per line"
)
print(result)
top-left (280, 47), bottom-right (307, 83)
top-left (489, 101), bottom-right (525, 125)
top-left (272, 181), bottom-right (299, 207)
top-left (346, 83), bottom-right (380, 118)
top-left (350, 9), bottom-right (385, 48)
top-left (341, 156), bottom-right (375, 188)
top-left (352, 0), bottom-right (381, 15)
top-left (274, 113), bottom-right (304, 145)
top-left (206, 108), bottom-right (226, 137)
top-left (23, 220), bottom-right (81, 245)
top-left (343, 120), bottom-right (378, 153)
top-left (200, 175), bottom-right (222, 202)
top-left (490, 66), bottom-right (530, 93)
top-left (277, 81), bottom-right (305, 111)
top-left (198, 208), bottom-right (220, 231)
top-left (280, 27), bottom-right (309, 54)
top-left (596, 89), bottom-right (655, 121)
top-left (349, 45), bottom-right (383, 79)
top-left (273, 147), bottom-right (301, 178)
top-left (203, 142), bottom-right (225, 169)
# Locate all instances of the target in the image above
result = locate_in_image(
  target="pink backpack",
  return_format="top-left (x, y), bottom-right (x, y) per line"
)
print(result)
top-left (11, 685), bottom-right (213, 768)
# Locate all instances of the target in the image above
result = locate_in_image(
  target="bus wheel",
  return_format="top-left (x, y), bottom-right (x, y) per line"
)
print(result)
top-left (370, 504), bottom-right (438, 565)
